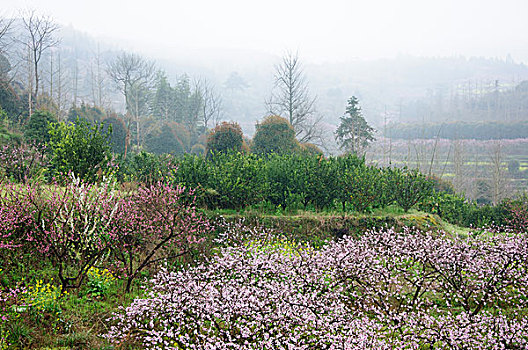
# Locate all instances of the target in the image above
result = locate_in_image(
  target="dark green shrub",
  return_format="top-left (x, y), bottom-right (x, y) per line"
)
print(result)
top-left (419, 192), bottom-right (474, 225)
top-left (206, 121), bottom-right (244, 155)
top-left (251, 115), bottom-right (299, 155)
top-left (47, 118), bottom-right (112, 182)
top-left (264, 153), bottom-right (303, 208)
top-left (144, 121), bottom-right (185, 155)
top-left (24, 110), bottom-right (56, 144)
top-left (387, 167), bottom-right (433, 212)
top-left (172, 153), bottom-right (210, 194)
top-left (205, 152), bottom-right (266, 210)
top-left (345, 165), bottom-right (383, 213)
top-left (116, 151), bottom-right (174, 185)
top-left (67, 103), bottom-right (105, 124)
top-left (102, 115), bottom-right (127, 154)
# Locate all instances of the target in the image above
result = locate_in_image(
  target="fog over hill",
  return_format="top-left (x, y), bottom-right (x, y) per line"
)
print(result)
top-left (2, 0), bottom-right (528, 142)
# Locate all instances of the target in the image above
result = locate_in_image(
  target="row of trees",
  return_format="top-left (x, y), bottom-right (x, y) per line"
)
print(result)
top-left (0, 11), bottom-right (224, 157)
top-left (107, 53), bottom-right (222, 156)
top-left (1, 12), bottom-right (379, 160)
top-left (207, 97), bottom-right (375, 157)
top-left (386, 120), bottom-right (528, 140)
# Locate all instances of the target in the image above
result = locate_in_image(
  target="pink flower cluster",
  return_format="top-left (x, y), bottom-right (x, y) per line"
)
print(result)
top-left (0, 142), bottom-right (47, 183)
top-left (107, 228), bottom-right (528, 349)
top-left (0, 177), bottom-right (210, 292)
top-left (112, 183), bottom-right (211, 292)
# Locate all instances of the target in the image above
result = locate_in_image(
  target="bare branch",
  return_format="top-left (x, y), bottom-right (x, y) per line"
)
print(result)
top-left (266, 51), bottom-right (322, 145)
top-left (20, 9), bottom-right (60, 99)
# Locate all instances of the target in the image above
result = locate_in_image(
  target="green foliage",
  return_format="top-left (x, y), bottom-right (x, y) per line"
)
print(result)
top-left (101, 115), bottom-right (127, 154)
top-left (265, 153), bottom-right (312, 209)
top-left (251, 115), bottom-right (299, 155)
top-left (115, 151), bottom-right (174, 185)
top-left (191, 143), bottom-right (205, 155)
top-left (208, 152), bottom-right (266, 209)
top-left (335, 96), bottom-right (375, 156)
top-left (300, 142), bottom-right (323, 155)
top-left (0, 107), bottom-right (22, 145)
top-left (419, 192), bottom-right (474, 225)
top-left (174, 152), bottom-right (266, 210)
top-left (0, 78), bottom-right (26, 123)
top-left (206, 121), bottom-right (244, 155)
top-left (387, 167), bottom-right (433, 212)
top-left (345, 164), bottom-right (384, 212)
top-left (418, 190), bottom-right (510, 228)
top-left (47, 118), bottom-right (112, 182)
top-left (143, 121), bottom-right (186, 155)
top-left (85, 267), bottom-right (116, 298)
top-left (67, 103), bottom-right (105, 124)
top-left (171, 153), bottom-right (441, 215)
top-left (24, 110), bottom-right (57, 145)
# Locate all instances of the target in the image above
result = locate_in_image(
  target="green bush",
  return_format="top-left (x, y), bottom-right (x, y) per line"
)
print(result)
top-left (67, 103), bottom-right (105, 124)
top-left (24, 110), bottom-right (57, 145)
top-left (265, 154), bottom-right (311, 209)
top-left (102, 115), bottom-right (127, 154)
top-left (144, 121), bottom-right (186, 155)
top-left (206, 122), bottom-right (244, 155)
top-left (251, 115), bottom-right (299, 155)
top-left (204, 152), bottom-right (266, 210)
top-left (47, 118), bottom-right (112, 182)
top-left (387, 167), bottom-right (433, 212)
top-left (345, 165), bottom-right (383, 213)
top-left (116, 151), bottom-right (174, 185)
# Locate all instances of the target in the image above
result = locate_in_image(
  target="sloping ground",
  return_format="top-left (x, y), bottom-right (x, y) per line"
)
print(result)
top-left (208, 211), bottom-right (463, 244)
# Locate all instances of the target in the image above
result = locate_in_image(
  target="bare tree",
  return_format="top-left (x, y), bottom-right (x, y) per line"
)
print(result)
top-left (54, 52), bottom-right (71, 121)
top-left (488, 140), bottom-right (510, 204)
top-left (266, 52), bottom-right (322, 144)
top-left (20, 10), bottom-right (59, 100)
top-left (0, 16), bottom-right (14, 55)
top-left (107, 52), bottom-right (155, 156)
top-left (452, 139), bottom-right (468, 193)
top-left (194, 78), bottom-right (222, 130)
top-left (0, 15), bottom-right (14, 95)
top-left (89, 45), bottom-right (107, 108)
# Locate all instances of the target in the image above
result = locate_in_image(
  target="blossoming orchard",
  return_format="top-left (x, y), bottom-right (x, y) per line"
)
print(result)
top-left (1, 154), bottom-right (528, 348)
top-left (105, 229), bottom-right (528, 349)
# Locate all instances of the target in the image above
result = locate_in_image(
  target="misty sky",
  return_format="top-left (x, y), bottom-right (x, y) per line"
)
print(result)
top-left (3, 0), bottom-right (528, 63)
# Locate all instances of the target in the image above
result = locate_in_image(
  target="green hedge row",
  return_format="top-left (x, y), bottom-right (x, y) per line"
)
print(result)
top-left (114, 152), bottom-right (525, 229)
top-left (128, 152), bottom-right (433, 213)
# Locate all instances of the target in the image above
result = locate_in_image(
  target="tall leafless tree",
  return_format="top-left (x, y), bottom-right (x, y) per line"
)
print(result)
top-left (0, 16), bottom-right (14, 55)
top-left (0, 16), bottom-right (14, 87)
top-left (20, 10), bottom-right (59, 100)
top-left (90, 45), bottom-right (107, 108)
top-left (452, 139), bottom-right (467, 193)
top-left (107, 52), bottom-right (155, 156)
top-left (488, 140), bottom-right (509, 204)
top-left (53, 52), bottom-right (70, 121)
top-left (194, 78), bottom-right (222, 130)
top-left (266, 52), bottom-right (323, 144)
